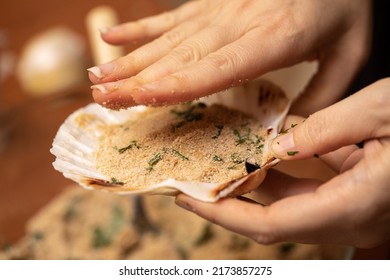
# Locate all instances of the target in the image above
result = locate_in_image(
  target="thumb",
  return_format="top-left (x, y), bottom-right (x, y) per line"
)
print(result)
top-left (270, 79), bottom-right (389, 160)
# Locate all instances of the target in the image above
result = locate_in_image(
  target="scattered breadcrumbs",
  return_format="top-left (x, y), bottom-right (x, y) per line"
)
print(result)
top-left (94, 102), bottom-right (268, 189)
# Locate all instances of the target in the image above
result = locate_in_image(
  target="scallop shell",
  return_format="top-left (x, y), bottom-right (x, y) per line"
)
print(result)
top-left (51, 79), bottom-right (291, 202)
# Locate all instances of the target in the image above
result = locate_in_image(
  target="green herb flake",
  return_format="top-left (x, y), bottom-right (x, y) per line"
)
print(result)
top-left (231, 153), bottom-right (244, 164)
top-left (110, 177), bottom-right (124, 185)
top-left (170, 102), bottom-right (205, 124)
top-left (280, 128), bottom-right (290, 134)
top-left (171, 149), bottom-right (189, 161)
top-left (212, 155), bottom-right (223, 162)
top-left (233, 127), bottom-right (251, 145)
top-left (287, 151), bottom-right (299, 156)
top-left (253, 134), bottom-right (265, 154)
top-left (116, 140), bottom-right (140, 154)
top-left (170, 103), bottom-right (205, 131)
top-left (280, 124), bottom-right (298, 135)
top-left (228, 153), bottom-right (244, 169)
top-left (147, 153), bottom-right (163, 171)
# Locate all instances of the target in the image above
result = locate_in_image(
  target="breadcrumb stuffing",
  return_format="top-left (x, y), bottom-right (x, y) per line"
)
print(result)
top-left (95, 102), bottom-right (268, 189)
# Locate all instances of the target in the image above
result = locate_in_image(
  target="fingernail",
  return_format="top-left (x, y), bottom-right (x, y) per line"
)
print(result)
top-left (175, 196), bottom-right (195, 212)
top-left (271, 132), bottom-right (296, 158)
top-left (87, 66), bottom-right (103, 79)
top-left (91, 84), bottom-right (110, 94)
top-left (87, 62), bottom-right (115, 79)
top-left (98, 27), bottom-right (108, 35)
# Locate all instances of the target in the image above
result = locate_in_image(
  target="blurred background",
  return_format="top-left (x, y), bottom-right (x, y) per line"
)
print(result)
top-left (0, 0), bottom-right (181, 249)
top-left (0, 0), bottom-right (388, 259)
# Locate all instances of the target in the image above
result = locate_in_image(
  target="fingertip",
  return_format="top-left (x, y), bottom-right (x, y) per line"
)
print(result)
top-left (91, 88), bottom-right (137, 110)
top-left (99, 26), bottom-right (126, 45)
top-left (87, 66), bottom-right (103, 83)
top-left (270, 132), bottom-right (300, 160)
top-left (98, 26), bottom-right (109, 36)
top-left (91, 88), bottom-right (111, 107)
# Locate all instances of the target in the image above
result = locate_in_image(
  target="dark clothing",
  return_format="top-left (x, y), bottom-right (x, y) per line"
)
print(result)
top-left (347, 0), bottom-right (390, 95)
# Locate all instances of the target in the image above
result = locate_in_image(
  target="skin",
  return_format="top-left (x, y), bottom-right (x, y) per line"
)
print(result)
top-left (86, 0), bottom-right (390, 247)
top-left (176, 79), bottom-right (390, 248)
top-left (88, 0), bottom-right (371, 116)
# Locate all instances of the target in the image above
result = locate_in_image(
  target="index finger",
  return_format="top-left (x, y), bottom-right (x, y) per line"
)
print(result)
top-left (111, 29), bottom-right (293, 107)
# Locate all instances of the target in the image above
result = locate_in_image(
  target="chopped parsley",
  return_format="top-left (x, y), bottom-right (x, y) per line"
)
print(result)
top-left (110, 177), bottom-right (124, 185)
top-left (170, 102), bottom-right (206, 129)
top-left (228, 153), bottom-right (244, 169)
top-left (171, 149), bottom-right (189, 161)
top-left (280, 123), bottom-right (298, 134)
top-left (147, 153), bottom-right (163, 171)
top-left (287, 151), bottom-right (299, 156)
top-left (233, 127), bottom-right (251, 145)
top-left (230, 125), bottom-right (265, 156)
top-left (212, 155), bottom-right (223, 162)
top-left (146, 148), bottom-right (189, 171)
top-left (115, 140), bottom-right (140, 154)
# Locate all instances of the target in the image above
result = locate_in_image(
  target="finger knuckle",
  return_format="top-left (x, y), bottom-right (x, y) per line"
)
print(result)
top-left (251, 220), bottom-right (284, 245)
top-left (160, 11), bottom-right (176, 26)
top-left (133, 18), bottom-right (150, 34)
top-left (301, 113), bottom-right (330, 148)
top-left (370, 78), bottom-right (390, 107)
top-left (121, 54), bottom-right (139, 69)
top-left (366, 78), bottom-right (390, 135)
top-left (159, 29), bottom-right (184, 46)
top-left (206, 50), bottom-right (243, 84)
top-left (171, 43), bottom-right (204, 64)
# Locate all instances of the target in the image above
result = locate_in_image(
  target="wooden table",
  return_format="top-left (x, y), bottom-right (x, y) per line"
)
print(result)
top-left (0, 0), bottom-right (172, 247)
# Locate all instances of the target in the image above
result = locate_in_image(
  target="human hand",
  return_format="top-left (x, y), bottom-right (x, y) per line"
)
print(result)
top-left (88, 0), bottom-right (371, 115)
top-left (175, 78), bottom-right (390, 248)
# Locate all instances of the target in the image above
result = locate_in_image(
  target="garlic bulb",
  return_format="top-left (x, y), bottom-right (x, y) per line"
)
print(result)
top-left (17, 26), bottom-right (86, 96)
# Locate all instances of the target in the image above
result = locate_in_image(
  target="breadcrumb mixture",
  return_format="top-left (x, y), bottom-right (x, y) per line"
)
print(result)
top-left (95, 102), bottom-right (268, 188)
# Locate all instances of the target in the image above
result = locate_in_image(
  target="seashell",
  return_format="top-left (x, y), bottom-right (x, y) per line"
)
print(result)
top-left (51, 79), bottom-right (292, 202)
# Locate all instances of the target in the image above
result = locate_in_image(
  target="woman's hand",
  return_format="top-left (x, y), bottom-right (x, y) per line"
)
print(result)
top-left (175, 78), bottom-right (390, 248)
top-left (88, 0), bottom-right (371, 115)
